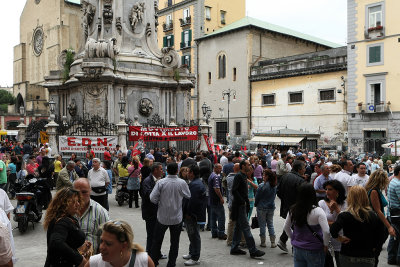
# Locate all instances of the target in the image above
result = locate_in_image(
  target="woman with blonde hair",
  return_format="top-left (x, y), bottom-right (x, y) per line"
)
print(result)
top-left (329, 164), bottom-right (342, 180)
top-left (365, 169), bottom-right (394, 266)
top-left (86, 220), bottom-right (154, 267)
top-left (330, 186), bottom-right (384, 267)
top-left (44, 187), bottom-right (90, 267)
top-left (179, 166), bottom-right (190, 183)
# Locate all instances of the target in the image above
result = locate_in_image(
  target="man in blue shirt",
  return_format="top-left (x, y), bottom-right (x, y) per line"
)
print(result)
top-left (208, 163), bottom-right (226, 240)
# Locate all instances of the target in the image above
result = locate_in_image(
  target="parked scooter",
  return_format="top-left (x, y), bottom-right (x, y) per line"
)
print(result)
top-left (13, 176), bottom-right (49, 233)
top-left (115, 177), bottom-right (129, 206)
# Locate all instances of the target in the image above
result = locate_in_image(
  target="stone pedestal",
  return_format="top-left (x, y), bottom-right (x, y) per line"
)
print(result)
top-left (117, 114), bottom-right (129, 154)
top-left (169, 117), bottom-right (177, 149)
top-left (17, 118), bottom-right (28, 142)
top-left (199, 118), bottom-right (211, 151)
top-left (45, 115), bottom-right (59, 157)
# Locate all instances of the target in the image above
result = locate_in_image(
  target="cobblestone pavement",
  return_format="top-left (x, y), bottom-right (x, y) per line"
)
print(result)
top-left (11, 191), bottom-right (392, 267)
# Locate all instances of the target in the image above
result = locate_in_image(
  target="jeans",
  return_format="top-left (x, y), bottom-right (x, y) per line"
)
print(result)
top-left (150, 220), bottom-right (182, 267)
top-left (293, 247), bottom-right (325, 267)
top-left (185, 216), bottom-right (201, 261)
top-left (145, 218), bottom-right (157, 252)
top-left (339, 254), bottom-right (374, 267)
top-left (129, 189), bottom-right (139, 208)
top-left (231, 205), bottom-right (257, 254)
top-left (388, 234), bottom-right (400, 264)
top-left (210, 203), bottom-right (225, 237)
top-left (257, 208), bottom-right (275, 237)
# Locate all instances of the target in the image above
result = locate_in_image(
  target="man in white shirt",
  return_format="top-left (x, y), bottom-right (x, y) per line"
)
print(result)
top-left (220, 152), bottom-right (229, 167)
top-left (0, 189), bottom-right (13, 219)
top-left (334, 160), bottom-right (354, 195)
top-left (350, 162), bottom-right (369, 187)
top-left (88, 158), bottom-right (110, 211)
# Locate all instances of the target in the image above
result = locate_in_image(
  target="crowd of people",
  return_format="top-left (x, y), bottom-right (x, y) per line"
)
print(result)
top-left (0, 139), bottom-right (400, 266)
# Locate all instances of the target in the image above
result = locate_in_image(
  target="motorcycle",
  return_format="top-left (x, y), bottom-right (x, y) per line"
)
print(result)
top-left (115, 177), bottom-right (129, 206)
top-left (13, 177), bottom-right (50, 233)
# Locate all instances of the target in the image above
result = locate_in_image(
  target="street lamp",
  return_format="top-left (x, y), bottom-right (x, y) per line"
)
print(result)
top-left (222, 89), bottom-right (236, 143)
top-left (201, 102), bottom-right (212, 136)
top-left (48, 98), bottom-right (56, 115)
top-left (19, 105), bottom-right (25, 116)
top-left (118, 97), bottom-right (126, 115)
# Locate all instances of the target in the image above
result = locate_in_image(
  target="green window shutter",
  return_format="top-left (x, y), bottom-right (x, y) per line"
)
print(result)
top-left (163, 36), bottom-right (167, 47)
top-left (188, 30), bottom-right (192, 46)
top-left (171, 35), bottom-right (174, 47)
top-left (188, 55), bottom-right (191, 68)
top-left (369, 46), bottom-right (381, 63)
top-left (181, 56), bottom-right (184, 65)
top-left (181, 31), bottom-right (184, 48)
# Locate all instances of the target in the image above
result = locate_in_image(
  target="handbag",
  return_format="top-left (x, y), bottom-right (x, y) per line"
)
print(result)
top-left (251, 215), bottom-right (259, 229)
top-left (305, 223), bottom-right (336, 266)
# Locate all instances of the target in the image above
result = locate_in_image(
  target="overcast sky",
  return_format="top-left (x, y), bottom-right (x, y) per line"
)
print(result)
top-left (0, 0), bottom-right (347, 87)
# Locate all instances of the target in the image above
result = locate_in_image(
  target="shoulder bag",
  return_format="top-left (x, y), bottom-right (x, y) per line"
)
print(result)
top-left (128, 249), bottom-right (137, 267)
top-left (251, 214), bottom-right (259, 229)
top-left (305, 223), bottom-right (336, 266)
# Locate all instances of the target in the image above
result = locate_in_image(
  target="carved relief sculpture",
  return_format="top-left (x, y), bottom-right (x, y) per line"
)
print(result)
top-left (33, 27), bottom-right (44, 56)
top-left (103, 4), bottom-right (113, 25)
top-left (82, 2), bottom-right (96, 40)
top-left (130, 2), bottom-right (145, 31)
top-left (84, 38), bottom-right (118, 59)
top-left (154, 1), bottom-right (159, 31)
top-left (116, 17), bottom-right (122, 34)
top-left (138, 98), bottom-right (153, 116)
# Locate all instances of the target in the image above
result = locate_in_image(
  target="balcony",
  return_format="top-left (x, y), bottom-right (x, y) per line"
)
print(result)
top-left (179, 16), bottom-right (191, 27)
top-left (358, 102), bottom-right (390, 114)
top-left (364, 24), bottom-right (385, 39)
top-left (163, 22), bottom-right (173, 32)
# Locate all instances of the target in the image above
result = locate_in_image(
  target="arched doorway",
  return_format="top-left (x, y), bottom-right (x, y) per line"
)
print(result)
top-left (16, 93), bottom-right (24, 113)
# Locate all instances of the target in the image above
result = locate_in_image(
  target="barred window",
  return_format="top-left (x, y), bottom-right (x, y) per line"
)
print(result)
top-left (262, 94), bottom-right (275, 105)
top-left (319, 89), bottom-right (335, 101)
top-left (288, 92), bottom-right (303, 104)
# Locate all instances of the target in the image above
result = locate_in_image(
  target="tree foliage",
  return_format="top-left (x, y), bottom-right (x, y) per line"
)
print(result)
top-left (63, 49), bottom-right (75, 82)
top-left (0, 90), bottom-right (16, 105)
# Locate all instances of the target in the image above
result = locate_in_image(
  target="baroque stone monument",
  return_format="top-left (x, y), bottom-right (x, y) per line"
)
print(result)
top-left (45, 0), bottom-right (194, 125)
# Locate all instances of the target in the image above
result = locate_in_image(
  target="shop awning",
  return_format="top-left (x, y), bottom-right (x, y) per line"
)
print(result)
top-left (382, 142), bottom-right (400, 148)
top-left (249, 136), bottom-right (304, 145)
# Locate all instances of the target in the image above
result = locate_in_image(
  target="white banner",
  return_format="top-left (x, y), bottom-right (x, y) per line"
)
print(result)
top-left (59, 136), bottom-right (118, 153)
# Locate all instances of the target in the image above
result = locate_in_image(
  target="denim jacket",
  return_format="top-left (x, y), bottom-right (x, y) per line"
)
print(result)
top-left (254, 182), bottom-right (276, 210)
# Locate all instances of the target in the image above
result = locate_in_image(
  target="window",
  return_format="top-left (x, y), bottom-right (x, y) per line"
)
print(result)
top-left (163, 34), bottom-right (174, 47)
top-left (365, 73), bottom-right (386, 111)
top-left (235, 122), bottom-right (241, 136)
top-left (216, 121), bottom-right (228, 144)
top-left (233, 68), bottom-right (236, 81)
top-left (180, 29), bottom-right (192, 48)
top-left (364, 130), bottom-right (385, 155)
top-left (205, 6), bottom-right (211, 20)
top-left (368, 5), bottom-right (382, 28)
top-left (288, 91), bottom-right (303, 104)
top-left (167, 0), bottom-right (172, 7)
top-left (208, 72), bottom-right (211, 84)
top-left (369, 83), bottom-right (382, 105)
top-left (182, 54), bottom-right (191, 68)
top-left (220, 11), bottom-right (226, 24)
top-left (367, 43), bottom-right (383, 66)
top-left (166, 14), bottom-right (172, 27)
top-left (262, 94), bottom-right (275, 106)
top-left (183, 8), bottom-right (190, 19)
top-left (319, 89), bottom-right (335, 102)
top-left (218, 55), bottom-right (226, 79)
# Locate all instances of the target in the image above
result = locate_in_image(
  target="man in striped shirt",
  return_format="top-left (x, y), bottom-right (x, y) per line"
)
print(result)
top-left (74, 178), bottom-right (110, 253)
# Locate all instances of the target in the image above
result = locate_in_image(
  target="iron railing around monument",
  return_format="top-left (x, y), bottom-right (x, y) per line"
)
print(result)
top-left (55, 115), bottom-right (118, 137)
top-left (25, 118), bottom-right (49, 147)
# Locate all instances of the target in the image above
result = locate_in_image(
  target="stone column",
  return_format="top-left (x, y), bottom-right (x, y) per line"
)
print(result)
top-left (199, 117), bottom-right (211, 151)
top-left (45, 114), bottom-right (59, 157)
top-left (169, 116), bottom-right (177, 149)
top-left (17, 118), bottom-right (28, 142)
top-left (116, 114), bottom-right (129, 154)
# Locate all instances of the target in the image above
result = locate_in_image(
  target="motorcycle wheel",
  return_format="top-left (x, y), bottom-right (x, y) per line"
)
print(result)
top-left (117, 199), bottom-right (124, 206)
top-left (18, 217), bottom-right (28, 234)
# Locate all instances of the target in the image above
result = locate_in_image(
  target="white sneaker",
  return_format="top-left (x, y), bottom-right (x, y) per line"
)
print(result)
top-left (182, 254), bottom-right (192, 260)
top-left (184, 259), bottom-right (200, 266)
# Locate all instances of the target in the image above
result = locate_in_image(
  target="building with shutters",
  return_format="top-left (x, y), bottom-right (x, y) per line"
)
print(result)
top-left (347, 0), bottom-right (400, 155)
top-left (196, 17), bottom-right (339, 146)
top-left (250, 47), bottom-right (347, 151)
top-left (156, 0), bottom-right (246, 119)
top-left (13, 0), bottom-right (82, 118)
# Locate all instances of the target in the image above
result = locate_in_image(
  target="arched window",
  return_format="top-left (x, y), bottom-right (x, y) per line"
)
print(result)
top-left (218, 54), bottom-right (226, 79)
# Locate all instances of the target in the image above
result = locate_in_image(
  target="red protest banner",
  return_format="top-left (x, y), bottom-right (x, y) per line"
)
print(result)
top-left (203, 134), bottom-right (215, 153)
top-left (129, 126), bottom-right (199, 142)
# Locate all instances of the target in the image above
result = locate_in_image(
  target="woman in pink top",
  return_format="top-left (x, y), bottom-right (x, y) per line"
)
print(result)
top-left (127, 156), bottom-right (141, 208)
top-left (270, 154), bottom-right (279, 173)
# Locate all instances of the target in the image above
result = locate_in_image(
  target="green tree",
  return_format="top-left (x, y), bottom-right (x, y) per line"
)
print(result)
top-left (0, 90), bottom-right (15, 105)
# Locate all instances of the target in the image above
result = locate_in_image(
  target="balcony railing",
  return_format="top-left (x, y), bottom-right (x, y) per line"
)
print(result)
top-left (163, 22), bottom-right (173, 32)
top-left (179, 16), bottom-right (191, 27)
top-left (358, 102), bottom-right (390, 113)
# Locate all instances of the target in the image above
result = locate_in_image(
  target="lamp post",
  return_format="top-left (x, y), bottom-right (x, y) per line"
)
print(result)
top-left (201, 102), bottom-right (212, 136)
top-left (222, 89), bottom-right (236, 143)
top-left (45, 97), bottom-right (59, 156)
